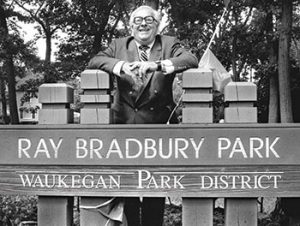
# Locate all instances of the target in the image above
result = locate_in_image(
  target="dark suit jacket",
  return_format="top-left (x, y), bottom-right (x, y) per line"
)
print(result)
top-left (87, 35), bottom-right (198, 124)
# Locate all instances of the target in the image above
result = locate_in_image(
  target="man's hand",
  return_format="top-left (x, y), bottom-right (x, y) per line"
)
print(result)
top-left (121, 62), bottom-right (139, 78)
top-left (137, 61), bottom-right (158, 77)
top-left (121, 61), bottom-right (158, 84)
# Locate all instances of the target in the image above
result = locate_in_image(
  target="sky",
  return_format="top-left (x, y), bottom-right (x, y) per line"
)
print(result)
top-left (20, 22), bottom-right (58, 61)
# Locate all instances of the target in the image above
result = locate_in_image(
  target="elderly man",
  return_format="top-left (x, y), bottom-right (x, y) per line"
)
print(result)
top-left (87, 5), bottom-right (198, 226)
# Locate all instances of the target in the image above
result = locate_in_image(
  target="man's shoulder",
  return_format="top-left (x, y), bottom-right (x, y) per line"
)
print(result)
top-left (113, 36), bottom-right (134, 44)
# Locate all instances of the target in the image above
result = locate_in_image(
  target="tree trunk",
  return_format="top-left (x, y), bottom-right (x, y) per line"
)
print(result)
top-left (268, 46), bottom-right (279, 123)
top-left (6, 58), bottom-right (19, 124)
top-left (0, 2), bottom-right (19, 124)
top-left (45, 31), bottom-right (52, 63)
top-left (90, 2), bottom-right (116, 54)
top-left (268, 75), bottom-right (279, 123)
top-left (231, 35), bottom-right (239, 81)
top-left (0, 77), bottom-right (9, 124)
top-left (231, 12), bottom-right (239, 81)
top-left (278, 1), bottom-right (298, 225)
top-left (43, 29), bottom-right (54, 83)
top-left (266, 10), bottom-right (279, 123)
top-left (278, 0), bottom-right (293, 123)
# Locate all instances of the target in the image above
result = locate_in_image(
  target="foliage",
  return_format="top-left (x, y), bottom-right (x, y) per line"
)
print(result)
top-left (213, 91), bottom-right (225, 123)
top-left (164, 204), bottom-right (182, 226)
top-left (16, 74), bottom-right (43, 116)
top-left (66, 77), bottom-right (84, 113)
top-left (1, 0), bottom-right (300, 124)
top-left (55, 0), bottom-right (132, 79)
top-left (163, 204), bottom-right (226, 226)
top-left (19, 105), bottom-right (40, 115)
top-left (0, 195), bottom-right (37, 226)
top-left (165, 0), bottom-right (224, 60)
top-left (0, 1), bottom-right (40, 124)
top-left (0, 3), bottom-right (39, 79)
top-left (0, 1), bottom-right (39, 64)
top-left (14, 0), bottom-right (71, 63)
top-left (255, 63), bottom-right (276, 123)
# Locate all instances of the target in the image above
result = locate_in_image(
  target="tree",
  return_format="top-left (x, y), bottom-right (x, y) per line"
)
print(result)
top-left (166, 0), bottom-right (224, 60)
top-left (275, 1), bottom-right (298, 225)
top-left (265, 4), bottom-right (280, 123)
top-left (0, 0), bottom-right (40, 124)
top-left (56, 0), bottom-right (137, 79)
top-left (14, 0), bottom-right (69, 64)
top-left (0, 0), bottom-right (19, 124)
top-left (243, 0), bottom-right (280, 123)
top-left (55, 0), bottom-right (163, 80)
top-left (278, 0), bottom-right (293, 123)
top-left (14, 0), bottom-right (70, 83)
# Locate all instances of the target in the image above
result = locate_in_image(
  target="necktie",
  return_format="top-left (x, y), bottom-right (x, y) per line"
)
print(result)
top-left (139, 45), bottom-right (149, 62)
top-left (133, 45), bottom-right (150, 92)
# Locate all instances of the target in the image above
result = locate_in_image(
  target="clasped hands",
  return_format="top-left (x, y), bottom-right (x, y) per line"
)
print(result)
top-left (121, 61), bottom-right (158, 83)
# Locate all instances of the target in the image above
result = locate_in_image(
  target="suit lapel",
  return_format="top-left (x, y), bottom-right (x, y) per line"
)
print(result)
top-left (126, 37), bottom-right (140, 62)
top-left (149, 37), bottom-right (162, 62)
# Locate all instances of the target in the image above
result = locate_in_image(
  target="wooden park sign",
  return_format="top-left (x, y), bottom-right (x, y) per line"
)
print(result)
top-left (0, 123), bottom-right (300, 197)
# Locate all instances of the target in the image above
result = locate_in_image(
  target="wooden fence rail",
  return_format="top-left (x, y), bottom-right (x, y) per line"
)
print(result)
top-left (0, 69), bottom-right (300, 226)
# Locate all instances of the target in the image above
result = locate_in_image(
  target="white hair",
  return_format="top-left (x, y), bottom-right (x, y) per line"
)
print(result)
top-left (129, 5), bottom-right (161, 27)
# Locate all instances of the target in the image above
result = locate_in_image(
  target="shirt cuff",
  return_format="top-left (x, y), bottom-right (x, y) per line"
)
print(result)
top-left (161, 59), bottom-right (175, 74)
top-left (113, 61), bottom-right (125, 76)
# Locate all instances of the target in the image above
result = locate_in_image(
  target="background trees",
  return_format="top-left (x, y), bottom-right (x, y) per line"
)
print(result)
top-left (0, 0), bottom-right (300, 126)
top-left (0, 0), bottom-right (38, 124)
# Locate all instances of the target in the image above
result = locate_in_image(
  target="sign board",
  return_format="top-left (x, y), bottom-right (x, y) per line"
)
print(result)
top-left (0, 124), bottom-right (300, 197)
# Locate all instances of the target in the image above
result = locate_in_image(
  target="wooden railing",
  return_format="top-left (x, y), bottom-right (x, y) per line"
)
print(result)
top-left (1, 69), bottom-right (300, 226)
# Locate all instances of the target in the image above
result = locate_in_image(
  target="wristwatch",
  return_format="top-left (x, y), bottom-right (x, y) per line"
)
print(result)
top-left (155, 61), bottom-right (162, 71)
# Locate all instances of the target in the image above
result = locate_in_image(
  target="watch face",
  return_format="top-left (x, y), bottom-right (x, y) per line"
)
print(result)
top-left (156, 61), bottom-right (162, 71)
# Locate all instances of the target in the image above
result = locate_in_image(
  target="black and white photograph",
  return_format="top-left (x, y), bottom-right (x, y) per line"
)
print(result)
top-left (1, 0), bottom-right (300, 225)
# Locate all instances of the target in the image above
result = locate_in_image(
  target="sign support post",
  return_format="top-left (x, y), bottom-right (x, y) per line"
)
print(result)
top-left (79, 70), bottom-right (117, 226)
top-left (38, 83), bottom-right (74, 226)
top-left (182, 69), bottom-right (214, 226)
top-left (224, 82), bottom-right (258, 226)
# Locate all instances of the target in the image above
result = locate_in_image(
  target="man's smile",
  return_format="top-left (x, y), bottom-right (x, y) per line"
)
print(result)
top-left (138, 27), bottom-right (151, 32)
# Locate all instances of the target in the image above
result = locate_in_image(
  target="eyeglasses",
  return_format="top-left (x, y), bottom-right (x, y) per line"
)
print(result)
top-left (133, 16), bottom-right (156, 25)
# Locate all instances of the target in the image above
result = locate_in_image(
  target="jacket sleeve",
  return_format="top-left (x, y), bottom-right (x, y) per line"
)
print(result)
top-left (87, 40), bottom-right (122, 73)
top-left (167, 37), bottom-right (199, 73)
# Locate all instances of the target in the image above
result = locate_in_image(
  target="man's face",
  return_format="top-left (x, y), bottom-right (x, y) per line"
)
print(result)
top-left (131, 8), bottom-right (158, 45)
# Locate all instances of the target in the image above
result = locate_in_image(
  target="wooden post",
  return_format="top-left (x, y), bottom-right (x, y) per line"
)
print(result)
top-left (38, 196), bottom-right (73, 226)
top-left (38, 83), bottom-right (74, 226)
top-left (224, 82), bottom-right (257, 123)
top-left (182, 68), bottom-right (214, 226)
top-left (80, 70), bottom-right (112, 124)
top-left (224, 82), bottom-right (257, 226)
top-left (183, 198), bottom-right (214, 226)
top-left (38, 83), bottom-right (74, 124)
top-left (182, 68), bottom-right (213, 123)
top-left (225, 198), bottom-right (257, 226)
top-left (79, 70), bottom-right (115, 226)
